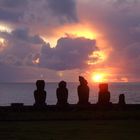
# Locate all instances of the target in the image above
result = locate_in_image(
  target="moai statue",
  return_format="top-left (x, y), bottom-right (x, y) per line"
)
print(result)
top-left (34, 80), bottom-right (46, 107)
top-left (56, 81), bottom-right (68, 106)
top-left (118, 94), bottom-right (126, 105)
top-left (98, 83), bottom-right (111, 105)
top-left (78, 76), bottom-right (90, 105)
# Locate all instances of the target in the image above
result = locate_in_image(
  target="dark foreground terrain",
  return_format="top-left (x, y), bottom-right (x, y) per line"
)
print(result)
top-left (0, 105), bottom-right (140, 139)
top-left (0, 120), bottom-right (140, 140)
top-left (0, 104), bottom-right (140, 121)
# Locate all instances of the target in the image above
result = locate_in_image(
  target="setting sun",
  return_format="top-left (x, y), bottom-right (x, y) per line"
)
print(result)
top-left (91, 73), bottom-right (105, 83)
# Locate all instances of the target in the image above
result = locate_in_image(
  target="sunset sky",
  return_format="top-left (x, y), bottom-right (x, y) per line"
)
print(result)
top-left (0, 0), bottom-right (140, 82)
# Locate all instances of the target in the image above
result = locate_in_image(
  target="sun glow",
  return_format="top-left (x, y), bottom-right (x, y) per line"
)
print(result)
top-left (0, 37), bottom-right (7, 52)
top-left (0, 23), bottom-right (12, 33)
top-left (91, 72), bottom-right (108, 83)
top-left (41, 23), bottom-right (99, 48)
top-left (0, 38), bottom-right (5, 44)
top-left (57, 24), bottom-right (98, 40)
top-left (92, 74), bottom-right (104, 83)
top-left (87, 51), bottom-right (107, 65)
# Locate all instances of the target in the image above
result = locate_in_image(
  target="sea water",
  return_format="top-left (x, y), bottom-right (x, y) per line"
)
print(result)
top-left (0, 82), bottom-right (140, 106)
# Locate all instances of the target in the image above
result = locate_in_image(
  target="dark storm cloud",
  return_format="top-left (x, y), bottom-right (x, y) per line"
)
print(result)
top-left (0, 0), bottom-right (28, 8)
top-left (40, 37), bottom-right (96, 70)
top-left (11, 28), bottom-right (44, 44)
top-left (0, 29), bottom-right (98, 71)
top-left (47, 0), bottom-right (78, 22)
top-left (0, 0), bottom-right (78, 27)
top-left (0, 0), bottom-right (28, 23)
top-left (23, 0), bottom-right (78, 28)
top-left (0, 8), bottom-right (23, 22)
top-left (0, 28), bottom-right (44, 66)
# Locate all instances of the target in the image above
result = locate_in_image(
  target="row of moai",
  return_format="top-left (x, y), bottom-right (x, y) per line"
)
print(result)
top-left (34, 76), bottom-right (126, 107)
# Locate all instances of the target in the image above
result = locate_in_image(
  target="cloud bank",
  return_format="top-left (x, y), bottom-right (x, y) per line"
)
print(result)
top-left (0, 0), bottom-right (140, 81)
top-left (0, 27), bottom-right (97, 70)
top-left (40, 37), bottom-right (96, 70)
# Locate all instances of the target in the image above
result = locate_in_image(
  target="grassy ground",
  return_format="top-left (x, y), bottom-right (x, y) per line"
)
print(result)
top-left (0, 120), bottom-right (140, 140)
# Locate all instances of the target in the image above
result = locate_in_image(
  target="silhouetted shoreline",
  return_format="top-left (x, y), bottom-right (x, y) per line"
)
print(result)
top-left (0, 79), bottom-right (139, 121)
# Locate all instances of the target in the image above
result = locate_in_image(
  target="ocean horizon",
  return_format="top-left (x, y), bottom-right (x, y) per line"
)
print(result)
top-left (0, 82), bottom-right (140, 106)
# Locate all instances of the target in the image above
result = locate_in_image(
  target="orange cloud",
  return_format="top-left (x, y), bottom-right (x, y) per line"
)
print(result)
top-left (41, 23), bottom-right (99, 47)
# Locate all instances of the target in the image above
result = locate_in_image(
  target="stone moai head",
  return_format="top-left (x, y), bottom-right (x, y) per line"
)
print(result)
top-left (36, 80), bottom-right (45, 90)
top-left (99, 83), bottom-right (108, 92)
top-left (79, 76), bottom-right (88, 85)
top-left (58, 81), bottom-right (67, 88)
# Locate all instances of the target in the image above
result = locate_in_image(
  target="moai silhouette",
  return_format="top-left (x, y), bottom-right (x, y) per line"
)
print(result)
top-left (118, 94), bottom-right (126, 105)
top-left (78, 76), bottom-right (90, 105)
top-left (56, 81), bottom-right (68, 106)
top-left (98, 83), bottom-right (111, 105)
top-left (34, 80), bottom-right (46, 107)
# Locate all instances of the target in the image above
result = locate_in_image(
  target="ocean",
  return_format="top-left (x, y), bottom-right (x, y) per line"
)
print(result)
top-left (0, 82), bottom-right (140, 106)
